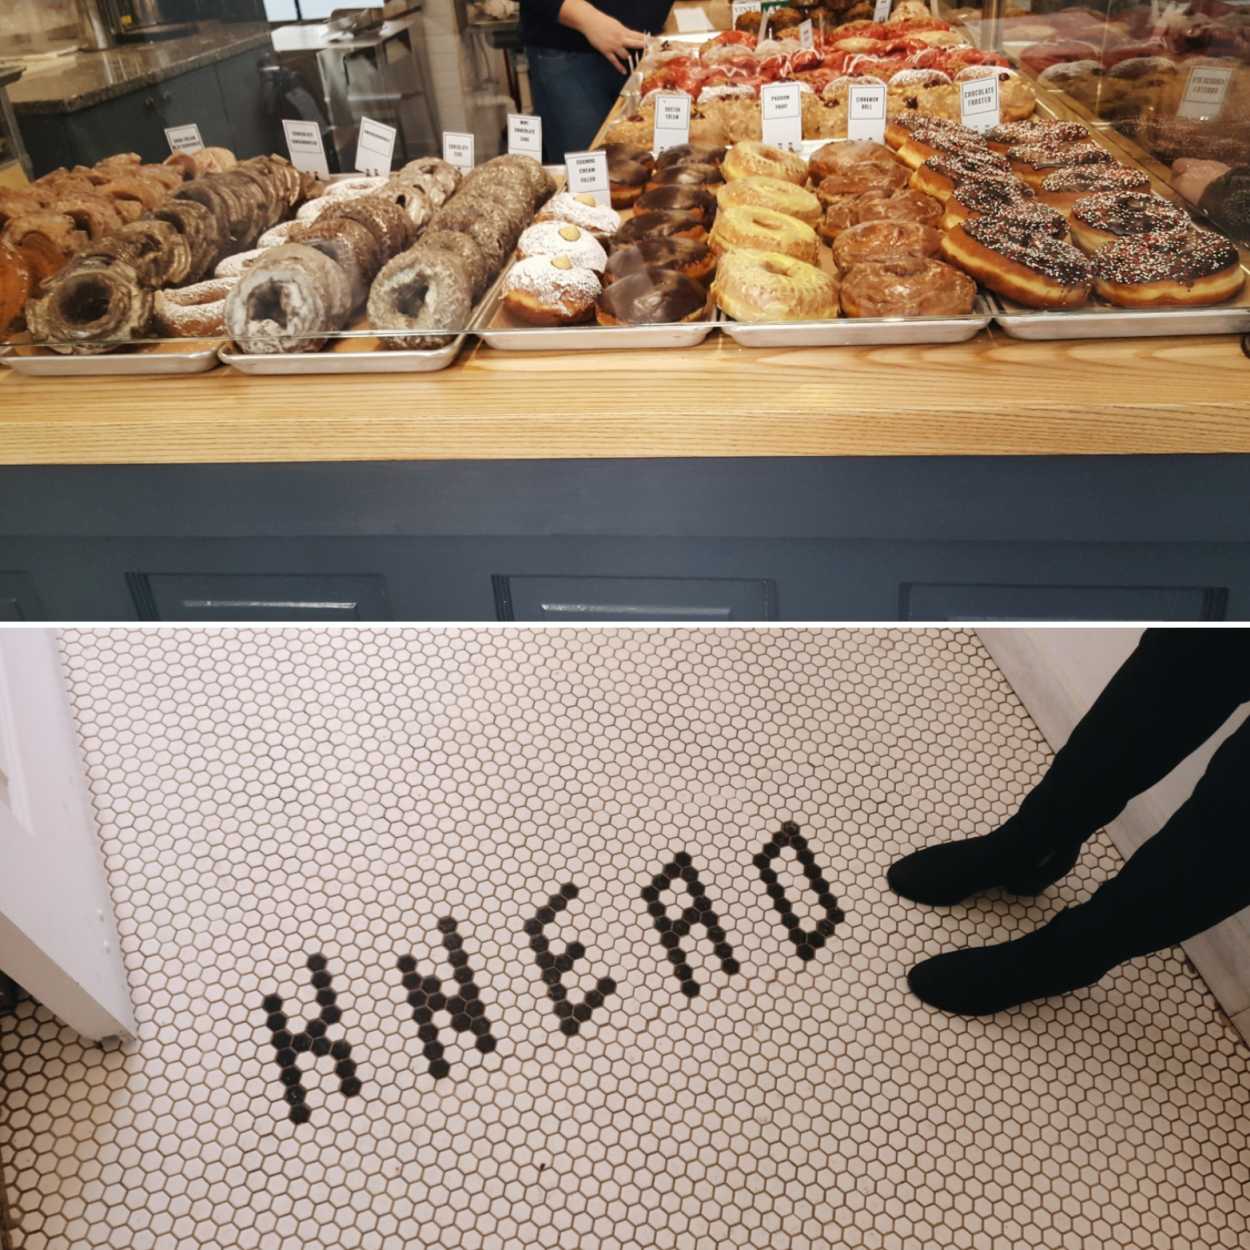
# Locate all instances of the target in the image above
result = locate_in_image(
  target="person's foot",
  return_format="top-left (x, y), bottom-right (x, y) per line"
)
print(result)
top-left (887, 826), bottom-right (1079, 907)
top-left (906, 908), bottom-right (1114, 1015)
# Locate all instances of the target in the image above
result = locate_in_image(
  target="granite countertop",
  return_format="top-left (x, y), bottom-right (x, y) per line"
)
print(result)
top-left (6, 22), bottom-right (273, 116)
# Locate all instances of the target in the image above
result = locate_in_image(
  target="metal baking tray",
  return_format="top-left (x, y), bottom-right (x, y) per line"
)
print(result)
top-left (990, 297), bottom-right (1250, 340)
top-left (718, 297), bottom-right (992, 347)
top-left (478, 318), bottom-right (716, 351)
top-left (0, 339), bottom-right (221, 376)
top-left (219, 331), bottom-right (470, 374)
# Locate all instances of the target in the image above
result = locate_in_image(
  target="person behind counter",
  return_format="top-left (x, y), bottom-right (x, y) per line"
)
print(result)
top-left (1172, 159), bottom-right (1250, 242)
top-left (521, 0), bottom-right (673, 163)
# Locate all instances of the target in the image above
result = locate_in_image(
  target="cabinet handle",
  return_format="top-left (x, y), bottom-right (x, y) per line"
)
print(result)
top-left (160, 91), bottom-right (173, 105)
top-left (143, 95), bottom-right (156, 110)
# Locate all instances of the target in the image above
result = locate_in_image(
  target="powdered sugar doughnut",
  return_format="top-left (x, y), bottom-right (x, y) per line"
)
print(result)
top-left (152, 275), bottom-right (238, 337)
top-left (215, 248), bottom-right (266, 278)
top-left (323, 176), bottom-right (389, 201)
top-left (516, 222), bottom-right (608, 271)
top-left (890, 68), bottom-right (951, 86)
top-left (258, 221), bottom-right (300, 249)
top-left (502, 255), bottom-right (601, 325)
top-left (296, 197), bottom-right (334, 224)
top-left (534, 192), bottom-right (621, 239)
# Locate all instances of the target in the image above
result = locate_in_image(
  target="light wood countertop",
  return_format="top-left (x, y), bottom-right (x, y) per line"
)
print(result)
top-left (2, 330), bottom-right (1250, 466)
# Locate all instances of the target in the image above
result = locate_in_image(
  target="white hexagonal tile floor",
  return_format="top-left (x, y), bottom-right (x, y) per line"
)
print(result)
top-left (2, 628), bottom-right (1248, 1250)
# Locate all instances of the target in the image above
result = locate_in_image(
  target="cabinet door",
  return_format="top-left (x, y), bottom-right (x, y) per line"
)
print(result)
top-left (901, 582), bottom-right (1226, 621)
top-left (496, 575), bottom-right (775, 622)
top-left (132, 572), bottom-right (391, 621)
top-left (0, 573), bottom-right (44, 622)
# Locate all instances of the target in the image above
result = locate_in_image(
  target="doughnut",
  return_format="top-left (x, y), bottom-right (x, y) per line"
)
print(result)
top-left (603, 237), bottom-right (716, 287)
top-left (215, 248), bottom-right (266, 279)
top-left (379, 181), bottom-right (434, 232)
top-left (855, 188), bottom-right (943, 229)
top-left (716, 176), bottom-right (820, 225)
top-left (941, 219), bottom-right (1092, 308)
top-left (175, 179), bottom-right (251, 249)
top-left (100, 177), bottom-right (167, 215)
top-left (709, 204), bottom-right (819, 263)
top-left (478, 154), bottom-right (556, 206)
top-left (368, 244), bottom-right (475, 347)
top-left (52, 194), bottom-right (123, 241)
top-left (808, 140), bottom-right (901, 184)
top-left (615, 210), bottom-right (707, 244)
top-left (461, 202), bottom-right (521, 272)
top-left (1, 213), bottom-right (85, 290)
top-left (296, 197), bottom-right (334, 224)
top-left (195, 148), bottom-right (237, 176)
top-left (418, 229), bottom-right (491, 300)
top-left (517, 222), bottom-right (608, 272)
top-left (896, 127), bottom-right (989, 172)
top-left (324, 176), bottom-right (389, 201)
top-left (318, 195), bottom-right (416, 257)
top-left (534, 192), bottom-right (621, 240)
top-left (711, 250), bottom-right (838, 322)
top-left (137, 165), bottom-right (186, 194)
top-left (1036, 164), bottom-right (1151, 216)
top-left (984, 120), bottom-right (1087, 154)
top-left (813, 160), bottom-right (910, 207)
top-left (595, 267), bottom-right (708, 326)
top-left (982, 202), bottom-right (1070, 242)
top-left (455, 179), bottom-right (533, 235)
top-left (635, 186), bottom-right (718, 224)
top-left (656, 144), bottom-right (727, 170)
top-left (152, 276), bottom-right (238, 337)
top-left (722, 141), bottom-right (808, 186)
top-left (646, 163), bottom-right (724, 192)
top-left (225, 243), bottom-right (353, 354)
top-left (1069, 192), bottom-right (1191, 254)
top-left (0, 190), bottom-right (46, 231)
top-left (817, 193), bottom-right (873, 243)
top-left (839, 256), bottom-right (977, 317)
top-left (164, 152), bottom-right (199, 180)
top-left (942, 175), bottom-right (1035, 230)
top-left (501, 254), bottom-right (601, 326)
top-left (1008, 142), bottom-right (1113, 190)
top-left (910, 150), bottom-right (1012, 201)
top-left (885, 115), bottom-right (981, 152)
top-left (831, 219), bottom-right (942, 271)
top-left (26, 260), bottom-right (153, 354)
top-left (1091, 228), bottom-right (1244, 308)
top-left (258, 221), bottom-right (301, 249)
top-left (395, 158), bottom-right (461, 200)
top-left (600, 144), bottom-right (655, 209)
top-left (289, 218), bottom-right (382, 310)
top-left (152, 198), bottom-right (225, 284)
top-left (113, 218), bottom-right (193, 288)
top-left (0, 242), bottom-right (32, 335)
top-left (390, 171), bottom-right (449, 212)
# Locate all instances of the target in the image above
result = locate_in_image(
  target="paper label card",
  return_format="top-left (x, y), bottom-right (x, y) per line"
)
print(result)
top-left (959, 75), bottom-right (1000, 132)
top-left (759, 0), bottom-right (786, 38)
top-left (760, 82), bottom-right (803, 152)
top-left (798, 18), bottom-right (814, 48)
top-left (653, 92), bottom-right (692, 153)
top-left (165, 123), bottom-right (204, 155)
top-left (282, 119), bottom-right (330, 179)
top-left (847, 81), bottom-right (887, 143)
top-left (356, 116), bottom-right (398, 175)
top-left (731, 0), bottom-right (761, 29)
top-left (564, 149), bottom-right (611, 206)
top-left (1178, 65), bottom-right (1233, 120)
top-left (873, 0), bottom-right (892, 21)
top-left (507, 113), bottom-right (542, 161)
top-left (442, 131), bottom-right (476, 174)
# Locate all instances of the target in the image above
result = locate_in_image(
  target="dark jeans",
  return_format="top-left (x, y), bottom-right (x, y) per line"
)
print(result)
top-left (526, 44), bottom-right (627, 164)
top-left (1012, 628), bottom-right (1250, 961)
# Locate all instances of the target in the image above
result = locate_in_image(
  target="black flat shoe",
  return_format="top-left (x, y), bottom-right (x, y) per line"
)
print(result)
top-left (887, 834), bottom-right (1079, 907)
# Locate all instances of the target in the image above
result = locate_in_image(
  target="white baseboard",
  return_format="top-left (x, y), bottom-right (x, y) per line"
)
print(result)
top-left (979, 628), bottom-right (1250, 1045)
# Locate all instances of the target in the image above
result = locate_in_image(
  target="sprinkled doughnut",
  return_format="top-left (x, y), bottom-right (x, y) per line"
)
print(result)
top-left (1091, 227), bottom-right (1243, 308)
top-left (1008, 142), bottom-right (1113, 189)
top-left (1069, 191), bottom-right (1190, 253)
top-left (368, 244), bottom-right (475, 347)
top-left (153, 275), bottom-right (238, 337)
top-left (942, 174), bottom-right (1035, 229)
top-left (910, 149), bottom-right (1012, 200)
top-left (941, 215), bottom-right (1092, 308)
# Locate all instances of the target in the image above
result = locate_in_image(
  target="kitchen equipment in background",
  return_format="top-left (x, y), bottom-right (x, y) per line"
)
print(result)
top-left (0, 67), bottom-right (34, 185)
top-left (97, 0), bottom-right (199, 41)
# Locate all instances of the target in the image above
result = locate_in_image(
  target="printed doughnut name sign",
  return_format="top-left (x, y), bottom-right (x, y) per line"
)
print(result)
top-left (798, 18), bottom-right (815, 49)
top-left (959, 76), bottom-right (1001, 132)
top-left (442, 131), bottom-right (476, 175)
top-left (848, 81), bottom-right (887, 143)
top-left (282, 118), bottom-right (330, 179)
top-left (565, 149), bottom-right (612, 206)
top-left (260, 822), bottom-right (845, 1123)
top-left (761, 83), bottom-right (803, 152)
top-left (356, 116), bottom-right (398, 176)
top-left (873, 0), bottom-right (891, 21)
top-left (507, 113), bottom-right (543, 162)
top-left (653, 93), bottom-right (693, 154)
top-left (731, 0), bottom-right (762, 28)
top-left (164, 123), bottom-right (204, 155)
top-left (1178, 65), bottom-right (1233, 121)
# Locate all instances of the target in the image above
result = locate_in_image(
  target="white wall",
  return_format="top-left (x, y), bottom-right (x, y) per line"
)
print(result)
top-left (980, 628), bottom-right (1250, 1045)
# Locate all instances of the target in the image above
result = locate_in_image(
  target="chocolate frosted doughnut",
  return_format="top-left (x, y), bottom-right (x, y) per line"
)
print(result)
top-left (27, 260), bottom-right (153, 354)
top-left (655, 143), bottom-right (726, 170)
top-left (289, 217), bottom-right (382, 309)
top-left (319, 194), bottom-right (415, 257)
top-left (225, 243), bottom-right (352, 354)
top-left (107, 219), bottom-right (192, 288)
top-left (1091, 227), bottom-right (1242, 306)
top-left (614, 210), bottom-right (705, 244)
top-left (152, 197), bottom-right (224, 283)
top-left (1040, 165), bottom-right (1149, 195)
top-left (1071, 192), bottom-right (1188, 243)
top-left (596, 267), bottom-right (708, 326)
top-left (984, 202), bottom-right (1070, 240)
top-left (418, 228), bottom-right (491, 299)
top-left (368, 244), bottom-right (473, 349)
top-left (603, 237), bottom-right (715, 286)
top-left (985, 120), bottom-right (1086, 149)
top-left (635, 186), bottom-right (718, 223)
top-left (648, 163), bottom-right (723, 191)
top-left (946, 174), bottom-right (1034, 222)
top-left (601, 143), bottom-right (655, 208)
top-left (963, 215), bottom-right (1092, 288)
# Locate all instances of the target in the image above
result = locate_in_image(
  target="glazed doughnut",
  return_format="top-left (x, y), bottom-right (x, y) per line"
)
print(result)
top-left (711, 249), bottom-right (838, 322)
top-left (26, 260), bottom-right (153, 354)
top-left (0, 190), bottom-right (46, 232)
top-left (1, 213), bottom-right (85, 289)
top-left (368, 243), bottom-right (475, 347)
top-left (814, 161), bottom-right (910, 205)
top-left (832, 219), bottom-right (942, 271)
top-left (53, 194), bottom-right (123, 241)
top-left (600, 144), bottom-right (655, 209)
top-left (910, 150), bottom-right (1012, 201)
top-left (152, 275), bottom-right (238, 337)
top-left (163, 152), bottom-right (199, 180)
top-left (1069, 192), bottom-right (1190, 254)
top-left (0, 242), bottom-right (32, 335)
top-left (854, 188), bottom-right (943, 229)
top-left (984, 120), bottom-right (1087, 154)
top-left (418, 229), bottom-right (491, 300)
top-left (289, 218), bottom-right (382, 310)
top-left (942, 174), bottom-right (1035, 230)
top-left (1036, 164), bottom-right (1151, 216)
top-left (635, 185), bottom-right (718, 223)
top-left (501, 254), bottom-right (601, 326)
top-left (533, 192), bottom-right (621, 241)
top-left (603, 237), bottom-right (716, 287)
top-left (517, 222), bottom-right (608, 271)
top-left (656, 144), bottom-right (727, 170)
top-left (396, 158), bottom-right (461, 201)
top-left (100, 176), bottom-right (167, 214)
top-left (722, 141), bottom-right (808, 186)
top-left (596, 267), bottom-right (708, 326)
top-left (1008, 142), bottom-right (1113, 190)
top-left (716, 176), bottom-right (820, 225)
top-left (941, 218), bottom-right (1092, 308)
top-left (808, 140), bottom-right (898, 183)
top-left (615, 210), bottom-right (707, 244)
top-left (646, 163), bottom-right (724, 192)
top-left (839, 256), bottom-right (977, 317)
top-left (137, 164), bottom-right (186, 194)
top-left (1091, 228), bottom-right (1244, 308)
top-left (817, 193), bottom-right (873, 243)
top-left (225, 243), bottom-right (353, 354)
top-left (195, 147), bottom-right (238, 176)
top-left (710, 204), bottom-right (819, 262)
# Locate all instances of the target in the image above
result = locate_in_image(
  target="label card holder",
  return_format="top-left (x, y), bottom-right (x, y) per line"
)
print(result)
top-left (653, 92), bottom-right (692, 153)
top-left (165, 123), bottom-right (204, 155)
top-left (282, 119), bottom-right (330, 179)
top-left (847, 81), bottom-right (887, 143)
top-left (760, 82), bottom-right (803, 152)
top-left (797, 18), bottom-right (814, 49)
top-left (443, 130), bottom-right (476, 174)
top-left (507, 114), bottom-right (542, 161)
top-left (959, 76), bottom-right (1000, 132)
top-left (565, 150), bottom-right (611, 206)
top-left (873, 0), bottom-right (891, 21)
top-left (356, 116), bottom-right (398, 175)
top-left (1178, 65), bottom-right (1233, 120)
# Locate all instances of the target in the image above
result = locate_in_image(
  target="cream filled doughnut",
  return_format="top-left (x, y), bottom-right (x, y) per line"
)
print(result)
top-left (516, 222), bottom-right (609, 271)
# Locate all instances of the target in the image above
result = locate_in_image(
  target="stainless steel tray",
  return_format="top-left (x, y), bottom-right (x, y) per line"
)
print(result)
top-left (0, 341), bottom-right (221, 376)
top-left (219, 332), bottom-right (469, 374)
top-left (478, 319), bottom-right (716, 351)
top-left (718, 297), bottom-right (992, 347)
top-left (990, 298), bottom-right (1250, 340)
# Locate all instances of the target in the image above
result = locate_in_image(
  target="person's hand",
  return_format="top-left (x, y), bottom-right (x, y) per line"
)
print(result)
top-left (1172, 158), bottom-right (1231, 205)
top-left (560, 0), bottom-right (647, 73)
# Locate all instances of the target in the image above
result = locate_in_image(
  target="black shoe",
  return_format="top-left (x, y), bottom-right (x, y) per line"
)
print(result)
top-left (887, 830), bottom-right (1079, 907)
top-left (906, 908), bottom-right (1114, 1016)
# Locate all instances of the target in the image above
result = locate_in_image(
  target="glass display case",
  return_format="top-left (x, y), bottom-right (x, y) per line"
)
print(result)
top-left (0, 0), bottom-right (1246, 370)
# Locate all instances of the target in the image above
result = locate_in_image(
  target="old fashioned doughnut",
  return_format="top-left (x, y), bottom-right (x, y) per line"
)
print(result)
top-left (1008, 142), bottom-right (1113, 190)
top-left (0, 242), bottom-right (32, 335)
top-left (517, 222), bottom-right (608, 272)
top-left (1036, 164), bottom-right (1151, 216)
top-left (137, 164), bottom-right (186, 194)
top-left (808, 140), bottom-right (897, 184)
top-left (116, 218), bottom-right (193, 288)
top-left (600, 144), bottom-right (655, 209)
top-left (534, 192), bottom-right (621, 240)
top-left (1091, 228), bottom-right (1244, 308)
top-left (52, 193), bottom-right (123, 241)
top-left (615, 210), bottom-right (706, 244)
top-left (368, 244), bottom-right (475, 347)
top-left (910, 150), bottom-right (1012, 201)
top-left (596, 267), bottom-right (708, 326)
top-left (152, 275), bottom-right (238, 337)
top-left (396, 158), bottom-right (461, 200)
top-left (854, 188), bottom-right (943, 229)
top-left (479, 154), bottom-right (555, 206)
top-left (195, 147), bottom-right (237, 176)
top-left (502, 254), bottom-right (600, 326)
top-left (646, 163), bottom-right (724, 192)
top-left (418, 229), bottom-right (491, 300)
top-left (1, 213), bottom-right (85, 289)
top-left (1069, 192), bottom-right (1190, 254)
top-left (603, 237), bottom-right (716, 287)
top-left (289, 218), bottom-right (382, 310)
top-left (831, 219), bottom-right (942, 271)
top-left (319, 195), bottom-right (416, 257)
top-left (941, 218), bottom-right (1092, 308)
top-left (710, 204), bottom-right (819, 263)
top-left (814, 161), bottom-right (910, 206)
top-left (100, 176), bottom-right (167, 216)
top-left (379, 181), bottom-right (434, 232)
top-left (839, 256), bottom-right (977, 317)
top-left (716, 176), bottom-right (820, 225)
top-left (225, 243), bottom-right (352, 354)
top-left (711, 249), bottom-right (838, 322)
top-left (722, 141), bottom-right (808, 186)
top-left (942, 174), bottom-right (1035, 230)
top-left (635, 186), bottom-right (718, 223)
top-left (656, 144), bottom-right (727, 170)
top-left (152, 197), bottom-right (224, 284)
top-left (26, 260), bottom-right (153, 353)
top-left (324, 176), bottom-right (389, 201)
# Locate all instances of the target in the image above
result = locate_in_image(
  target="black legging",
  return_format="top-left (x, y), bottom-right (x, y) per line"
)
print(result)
top-left (1011, 628), bottom-right (1250, 961)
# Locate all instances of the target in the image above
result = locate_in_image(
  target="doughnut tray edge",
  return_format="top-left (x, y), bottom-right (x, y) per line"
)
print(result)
top-left (989, 297), bottom-right (1250, 341)
top-left (715, 298), bottom-right (993, 347)
top-left (0, 342), bottom-right (222, 376)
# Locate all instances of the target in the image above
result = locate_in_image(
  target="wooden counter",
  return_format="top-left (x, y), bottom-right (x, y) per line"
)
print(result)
top-left (3, 329), bottom-right (1249, 466)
